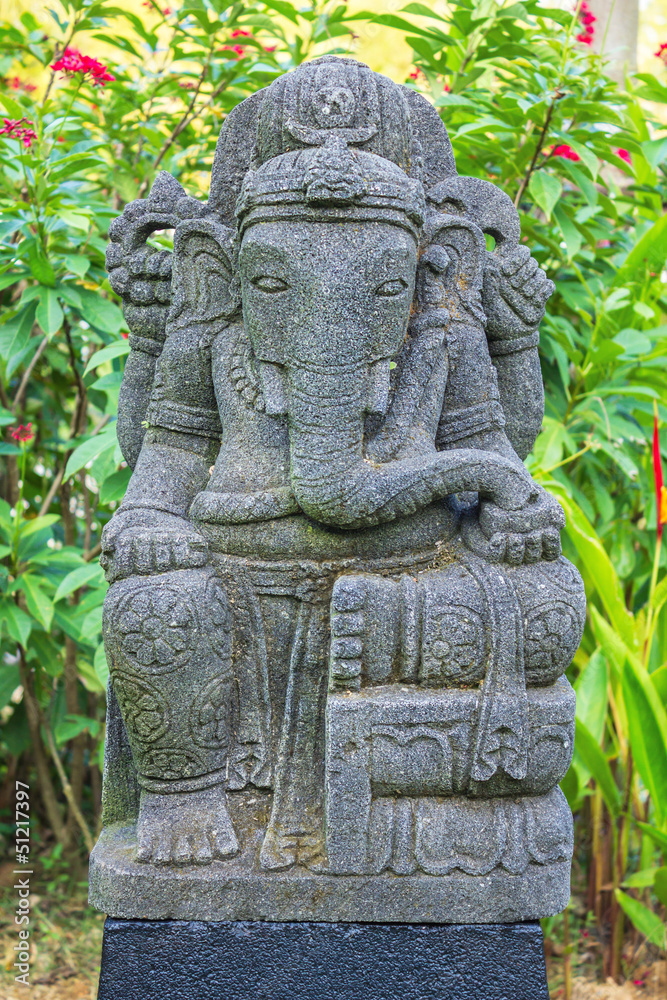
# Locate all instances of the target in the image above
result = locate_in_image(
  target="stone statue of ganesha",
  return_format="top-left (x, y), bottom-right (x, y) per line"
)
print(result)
top-left (90, 57), bottom-right (585, 924)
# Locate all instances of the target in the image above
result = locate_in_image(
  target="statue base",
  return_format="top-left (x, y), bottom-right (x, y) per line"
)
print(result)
top-left (89, 821), bottom-right (570, 924)
top-left (97, 917), bottom-right (550, 1000)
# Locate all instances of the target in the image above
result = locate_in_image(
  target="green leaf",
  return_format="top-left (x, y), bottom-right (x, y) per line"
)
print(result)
top-left (80, 605), bottom-right (104, 641)
top-left (621, 868), bottom-right (660, 888)
top-left (18, 574), bottom-right (54, 631)
top-left (18, 514), bottom-right (60, 540)
top-left (0, 303), bottom-right (37, 364)
top-left (55, 713), bottom-right (101, 744)
top-left (636, 822), bottom-right (667, 855)
top-left (613, 212), bottom-right (667, 287)
top-left (76, 287), bottom-right (123, 333)
top-left (27, 242), bottom-right (56, 287)
top-left (622, 658), bottom-right (667, 827)
top-left (654, 867), bottom-right (667, 907)
top-left (83, 340), bottom-right (129, 376)
top-left (99, 466), bottom-right (132, 504)
top-left (574, 718), bottom-right (621, 816)
top-left (64, 255), bottom-right (91, 278)
top-left (0, 662), bottom-right (20, 710)
top-left (549, 489), bottom-right (636, 648)
top-left (0, 599), bottom-right (32, 646)
top-left (77, 656), bottom-right (106, 693)
top-left (94, 642), bottom-right (109, 688)
top-left (529, 171), bottom-right (562, 220)
top-left (0, 497), bottom-right (12, 541)
top-left (553, 205), bottom-right (582, 259)
top-left (614, 890), bottom-right (666, 949)
top-left (54, 563), bottom-right (106, 602)
top-left (575, 649), bottom-right (608, 743)
top-left (65, 423), bottom-right (118, 479)
top-left (35, 287), bottom-right (64, 337)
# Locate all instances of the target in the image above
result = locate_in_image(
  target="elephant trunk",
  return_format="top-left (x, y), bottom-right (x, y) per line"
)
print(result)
top-left (286, 366), bottom-right (535, 530)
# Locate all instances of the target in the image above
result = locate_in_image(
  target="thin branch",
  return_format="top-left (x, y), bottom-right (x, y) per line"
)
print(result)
top-left (12, 335), bottom-right (48, 414)
top-left (139, 75), bottom-right (230, 195)
top-left (42, 715), bottom-right (95, 853)
top-left (38, 414), bottom-right (111, 518)
top-left (514, 95), bottom-right (561, 208)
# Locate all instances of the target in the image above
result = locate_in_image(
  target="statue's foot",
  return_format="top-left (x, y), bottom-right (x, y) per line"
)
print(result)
top-left (136, 786), bottom-right (238, 866)
top-left (330, 574), bottom-right (400, 689)
top-left (259, 828), bottom-right (327, 871)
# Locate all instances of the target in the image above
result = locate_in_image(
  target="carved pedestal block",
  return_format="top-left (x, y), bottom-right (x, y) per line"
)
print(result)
top-left (325, 679), bottom-right (575, 881)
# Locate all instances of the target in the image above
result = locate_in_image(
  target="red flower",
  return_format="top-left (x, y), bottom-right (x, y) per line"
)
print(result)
top-left (231, 29), bottom-right (252, 38)
top-left (264, 45), bottom-right (277, 53)
top-left (655, 42), bottom-right (667, 63)
top-left (51, 48), bottom-right (115, 87)
top-left (0, 117), bottom-right (37, 148)
top-left (5, 76), bottom-right (37, 93)
top-left (552, 144), bottom-right (581, 161)
top-left (221, 44), bottom-right (246, 57)
top-left (616, 148), bottom-right (632, 164)
top-left (576, 1), bottom-right (596, 44)
top-left (653, 408), bottom-right (667, 539)
top-left (11, 423), bottom-right (34, 442)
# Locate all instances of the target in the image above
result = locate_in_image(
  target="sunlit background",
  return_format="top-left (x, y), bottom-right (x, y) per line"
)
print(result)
top-left (1, 0), bottom-right (666, 85)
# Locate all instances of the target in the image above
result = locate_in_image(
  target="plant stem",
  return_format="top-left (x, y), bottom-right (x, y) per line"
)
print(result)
top-left (563, 904), bottom-right (572, 1000)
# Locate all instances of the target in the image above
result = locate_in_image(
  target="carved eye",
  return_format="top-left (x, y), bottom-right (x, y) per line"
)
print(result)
top-left (375, 278), bottom-right (407, 297)
top-left (251, 275), bottom-right (289, 293)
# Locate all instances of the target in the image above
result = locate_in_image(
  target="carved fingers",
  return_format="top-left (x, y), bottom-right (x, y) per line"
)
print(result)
top-left (482, 247), bottom-right (555, 338)
top-left (106, 200), bottom-right (174, 318)
top-left (462, 488), bottom-right (565, 565)
top-left (100, 515), bottom-right (208, 583)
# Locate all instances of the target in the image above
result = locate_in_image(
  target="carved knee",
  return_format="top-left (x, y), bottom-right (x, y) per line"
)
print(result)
top-left (102, 568), bottom-right (236, 792)
top-left (508, 557), bottom-right (586, 686)
top-left (329, 555), bottom-right (585, 692)
top-left (329, 564), bottom-right (489, 690)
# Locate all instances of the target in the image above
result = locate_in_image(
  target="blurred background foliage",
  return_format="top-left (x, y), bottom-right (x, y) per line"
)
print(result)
top-left (0, 0), bottom-right (666, 994)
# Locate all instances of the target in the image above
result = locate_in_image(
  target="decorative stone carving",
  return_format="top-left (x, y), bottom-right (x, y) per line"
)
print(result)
top-left (90, 56), bottom-right (584, 924)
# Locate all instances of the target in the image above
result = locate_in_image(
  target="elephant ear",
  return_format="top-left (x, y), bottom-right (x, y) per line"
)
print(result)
top-left (417, 214), bottom-right (486, 320)
top-left (170, 218), bottom-right (240, 325)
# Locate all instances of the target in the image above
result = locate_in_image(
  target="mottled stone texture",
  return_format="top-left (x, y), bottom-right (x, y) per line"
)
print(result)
top-left (91, 56), bottom-right (584, 923)
top-left (97, 918), bottom-right (550, 1000)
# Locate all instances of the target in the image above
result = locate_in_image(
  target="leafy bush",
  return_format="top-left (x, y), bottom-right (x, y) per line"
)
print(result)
top-left (0, 0), bottom-right (665, 985)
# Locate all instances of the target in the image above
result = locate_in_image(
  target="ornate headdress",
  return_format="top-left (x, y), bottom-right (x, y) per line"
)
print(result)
top-left (209, 57), bottom-right (458, 236)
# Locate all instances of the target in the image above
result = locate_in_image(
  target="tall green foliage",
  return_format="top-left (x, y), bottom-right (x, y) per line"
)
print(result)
top-left (0, 0), bottom-right (666, 983)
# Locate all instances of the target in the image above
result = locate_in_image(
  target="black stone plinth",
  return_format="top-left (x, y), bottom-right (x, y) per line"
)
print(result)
top-left (97, 917), bottom-right (550, 1000)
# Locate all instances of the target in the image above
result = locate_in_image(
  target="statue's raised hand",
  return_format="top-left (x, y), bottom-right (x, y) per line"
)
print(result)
top-left (105, 181), bottom-right (181, 343)
top-left (100, 510), bottom-right (208, 583)
top-left (462, 484), bottom-right (565, 565)
top-left (483, 245), bottom-right (554, 339)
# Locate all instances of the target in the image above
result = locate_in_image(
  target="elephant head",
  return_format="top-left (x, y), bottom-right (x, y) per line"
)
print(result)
top-left (223, 141), bottom-right (535, 529)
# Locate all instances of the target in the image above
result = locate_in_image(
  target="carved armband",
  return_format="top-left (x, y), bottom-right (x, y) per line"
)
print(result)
top-left (145, 397), bottom-right (222, 440)
top-left (487, 331), bottom-right (540, 357)
top-left (436, 399), bottom-right (506, 448)
top-left (128, 331), bottom-right (167, 357)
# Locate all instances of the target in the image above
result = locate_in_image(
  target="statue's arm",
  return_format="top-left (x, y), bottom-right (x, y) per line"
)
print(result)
top-left (439, 319), bottom-right (564, 564)
top-left (100, 321), bottom-right (221, 583)
top-left (437, 313), bottom-right (521, 464)
top-left (481, 245), bottom-right (553, 461)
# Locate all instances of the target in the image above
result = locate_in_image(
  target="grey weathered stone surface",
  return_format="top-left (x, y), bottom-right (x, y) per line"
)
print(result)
top-left (92, 55), bottom-right (584, 923)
